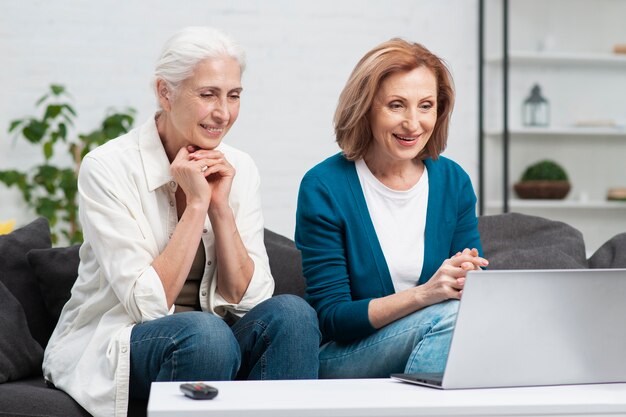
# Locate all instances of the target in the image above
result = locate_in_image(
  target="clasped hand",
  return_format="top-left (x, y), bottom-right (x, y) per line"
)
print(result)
top-left (420, 248), bottom-right (489, 305)
top-left (170, 145), bottom-right (235, 210)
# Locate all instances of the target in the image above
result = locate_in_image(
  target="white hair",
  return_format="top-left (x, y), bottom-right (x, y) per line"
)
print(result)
top-left (154, 26), bottom-right (246, 98)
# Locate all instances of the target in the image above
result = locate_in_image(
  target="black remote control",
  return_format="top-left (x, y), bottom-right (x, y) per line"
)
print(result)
top-left (179, 382), bottom-right (219, 400)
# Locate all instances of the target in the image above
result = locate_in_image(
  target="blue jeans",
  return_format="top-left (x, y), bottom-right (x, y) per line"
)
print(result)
top-left (129, 294), bottom-right (321, 400)
top-left (319, 300), bottom-right (458, 378)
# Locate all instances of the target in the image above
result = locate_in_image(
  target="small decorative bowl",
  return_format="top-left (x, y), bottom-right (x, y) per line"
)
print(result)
top-left (513, 180), bottom-right (571, 199)
top-left (607, 187), bottom-right (626, 201)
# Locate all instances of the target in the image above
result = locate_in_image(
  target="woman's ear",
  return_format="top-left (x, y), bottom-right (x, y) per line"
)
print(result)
top-left (156, 79), bottom-right (172, 111)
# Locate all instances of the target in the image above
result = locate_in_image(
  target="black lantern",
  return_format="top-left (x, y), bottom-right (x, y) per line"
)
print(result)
top-left (522, 84), bottom-right (550, 127)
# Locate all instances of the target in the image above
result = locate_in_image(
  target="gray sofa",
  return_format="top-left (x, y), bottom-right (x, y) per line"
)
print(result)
top-left (1, 213), bottom-right (625, 417)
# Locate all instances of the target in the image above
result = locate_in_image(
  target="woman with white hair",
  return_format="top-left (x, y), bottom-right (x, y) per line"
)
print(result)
top-left (43, 26), bottom-right (320, 417)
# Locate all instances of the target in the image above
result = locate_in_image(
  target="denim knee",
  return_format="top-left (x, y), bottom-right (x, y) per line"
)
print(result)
top-left (172, 312), bottom-right (241, 379)
top-left (427, 299), bottom-right (459, 330)
top-left (397, 300), bottom-right (459, 374)
top-left (265, 295), bottom-right (320, 338)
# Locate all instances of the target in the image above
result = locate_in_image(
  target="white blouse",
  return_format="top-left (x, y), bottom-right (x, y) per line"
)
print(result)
top-left (42, 117), bottom-right (274, 417)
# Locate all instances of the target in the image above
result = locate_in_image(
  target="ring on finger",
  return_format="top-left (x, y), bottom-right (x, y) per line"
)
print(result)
top-left (200, 165), bottom-right (208, 173)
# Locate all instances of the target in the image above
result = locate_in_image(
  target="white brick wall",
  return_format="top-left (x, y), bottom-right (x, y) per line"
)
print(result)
top-left (0, 0), bottom-right (479, 239)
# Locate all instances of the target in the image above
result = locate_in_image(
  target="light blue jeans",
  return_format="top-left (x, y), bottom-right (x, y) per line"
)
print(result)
top-left (319, 299), bottom-right (459, 378)
top-left (128, 294), bottom-right (321, 400)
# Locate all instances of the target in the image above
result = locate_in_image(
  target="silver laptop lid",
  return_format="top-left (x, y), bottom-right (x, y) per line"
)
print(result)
top-left (442, 268), bottom-right (626, 389)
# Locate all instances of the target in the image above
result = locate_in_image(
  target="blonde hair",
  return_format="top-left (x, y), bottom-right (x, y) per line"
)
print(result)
top-left (334, 38), bottom-right (454, 161)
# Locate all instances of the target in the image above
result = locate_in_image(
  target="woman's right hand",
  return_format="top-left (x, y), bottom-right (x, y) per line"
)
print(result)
top-left (416, 248), bottom-right (488, 306)
top-left (170, 146), bottom-right (212, 209)
top-left (369, 248), bottom-right (488, 329)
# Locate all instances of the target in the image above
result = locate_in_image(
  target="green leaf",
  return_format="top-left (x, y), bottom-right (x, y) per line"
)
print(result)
top-left (9, 119), bottom-right (23, 133)
top-left (35, 197), bottom-right (60, 226)
top-left (59, 168), bottom-right (78, 200)
top-left (71, 229), bottom-right (83, 245)
top-left (58, 122), bottom-right (68, 140)
top-left (34, 165), bottom-right (61, 193)
top-left (0, 170), bottom-right (26, 187)
top-left (23, 120), bottom-right (48, 143)
top-left (62, 104), bottom-right (77, 116)
top-left (43, 141), bottom-right (54, 160)
top-left (89, 110), bottom-right (135, 144)
top-left (36, 94), bottom-right (50, 106)
top-left (62, 113), bottom-right (75, 126)
top-left (44, 104), bottom-right (62, 120)
top-left (50, 85), bottom-right (65, 96)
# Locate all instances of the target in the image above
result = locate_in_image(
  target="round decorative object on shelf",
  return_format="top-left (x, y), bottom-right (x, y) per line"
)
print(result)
top-left (514, 180), bottom-right (571, 199)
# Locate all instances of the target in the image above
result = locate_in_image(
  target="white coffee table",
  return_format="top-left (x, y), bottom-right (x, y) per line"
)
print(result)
top-left (148, 378), bottom-right (626, 417)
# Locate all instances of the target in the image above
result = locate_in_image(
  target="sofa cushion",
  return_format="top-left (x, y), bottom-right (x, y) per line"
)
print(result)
top-left (0, 217), bottom-right (54, 348)
top-left (0, 376), bottom-right (91, 417)
top-left (28, 244), bottom-right (81, 322)
top-left (264, 229), bottom-right (305, 297)
top-left (478, 213), bottom-right (588, 269)
top-left (0, 281), bottom-right (44, 383)
top-left (20, 230), bottom-right (303, 331)
top-left (588, 233), bottom-right (626, 269)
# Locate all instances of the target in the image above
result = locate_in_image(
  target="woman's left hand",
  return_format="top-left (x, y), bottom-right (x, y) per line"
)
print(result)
top-left (187, 146), bottom-right (235, 211)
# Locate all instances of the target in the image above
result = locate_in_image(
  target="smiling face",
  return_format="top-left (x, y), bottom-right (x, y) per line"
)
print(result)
top-left (366, 66), bottom-right (438, 168)
top-left (158, 56), bottom-right (242, 158)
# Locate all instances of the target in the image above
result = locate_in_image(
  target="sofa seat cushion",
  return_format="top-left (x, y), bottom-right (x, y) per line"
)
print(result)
top-left (0, 217), bottom-right (54, 348)
top-left (0, 376), bottom-right (91, 417)
top-left (478, 212), bottom-right (588, 270)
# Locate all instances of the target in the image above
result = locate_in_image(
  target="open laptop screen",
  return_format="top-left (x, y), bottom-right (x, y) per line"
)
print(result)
top-left (392, 269), bottom-right (626, 389)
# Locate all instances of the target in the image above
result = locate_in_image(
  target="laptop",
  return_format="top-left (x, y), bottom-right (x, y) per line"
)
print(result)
top-left (391, 268), bottom-right (626, 389)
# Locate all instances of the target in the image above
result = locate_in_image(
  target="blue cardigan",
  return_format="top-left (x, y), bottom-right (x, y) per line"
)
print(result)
top-left (295, 153), bottom-right (483, 343)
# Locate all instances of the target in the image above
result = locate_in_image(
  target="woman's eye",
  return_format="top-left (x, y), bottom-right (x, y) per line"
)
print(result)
top-left (420, 102), bottom-right (433, 110)
top-left (229, 95), bottom-right (241, 101)
top-left (388, 102), bottom-right (403, 110)
top-left (200, 93), bottom-right (215, 98)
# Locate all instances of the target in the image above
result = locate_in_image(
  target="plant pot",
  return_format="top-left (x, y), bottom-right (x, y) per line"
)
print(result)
top-left (513, 180), bottom-right (571, 199)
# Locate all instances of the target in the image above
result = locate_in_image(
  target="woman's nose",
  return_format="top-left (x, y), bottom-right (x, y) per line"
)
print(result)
top-left (212, 99), bottom-right (229, 122)
top-left (402, 109), bottom-right (420, 131)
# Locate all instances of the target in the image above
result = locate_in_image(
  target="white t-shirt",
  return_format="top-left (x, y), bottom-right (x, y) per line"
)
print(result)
top-left (355, 159), bottom-right (429, 292)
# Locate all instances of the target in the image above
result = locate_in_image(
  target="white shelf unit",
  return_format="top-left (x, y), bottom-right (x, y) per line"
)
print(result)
top-left (482, 0), bottom-right (626, 255)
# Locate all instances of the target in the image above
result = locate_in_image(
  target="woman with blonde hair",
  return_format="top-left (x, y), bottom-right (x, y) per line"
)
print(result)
top-left (296, 38), bottom-right (487, 378)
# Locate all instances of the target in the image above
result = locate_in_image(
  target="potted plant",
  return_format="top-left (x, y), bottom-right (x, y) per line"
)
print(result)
top-left (514, 160), bottom-right (571, 199)
top-left (0, 84), bottom-right (135, 244)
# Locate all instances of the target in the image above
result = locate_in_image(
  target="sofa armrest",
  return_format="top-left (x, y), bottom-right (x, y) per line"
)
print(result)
top-left (588, 233), bottom-right (626, 268)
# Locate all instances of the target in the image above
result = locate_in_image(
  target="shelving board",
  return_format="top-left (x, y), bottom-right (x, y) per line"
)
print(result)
top-left (485, 127), bottom-right (626, 137)
top-left (486, 50), bottom-right (626, 66)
